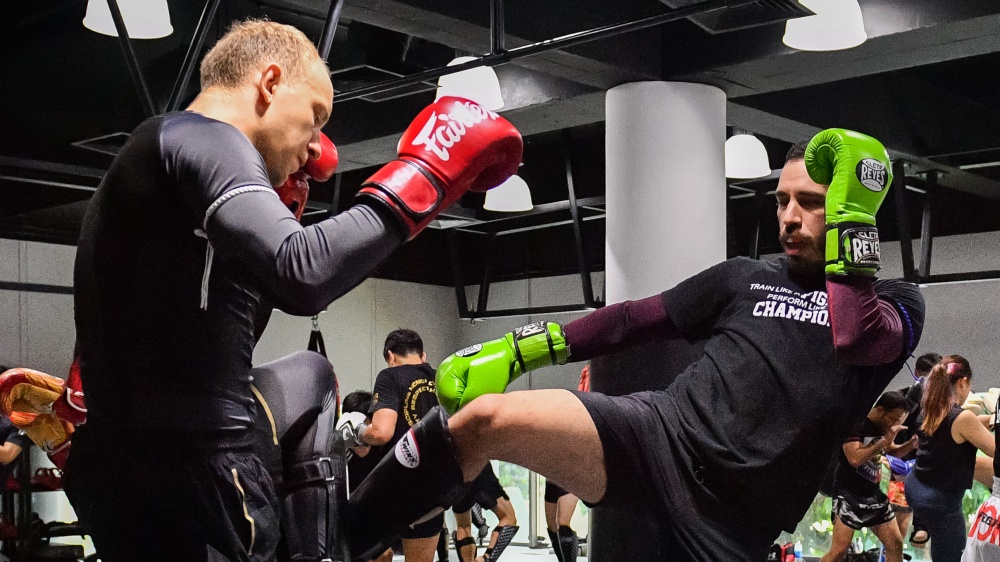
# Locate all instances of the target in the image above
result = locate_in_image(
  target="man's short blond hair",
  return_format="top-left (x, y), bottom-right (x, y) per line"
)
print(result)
top-left (200, 19), bottom-right (324, 90)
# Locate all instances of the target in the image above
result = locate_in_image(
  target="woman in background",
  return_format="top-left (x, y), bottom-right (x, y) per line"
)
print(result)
top-left (905, 356), bottom-right (995, 561)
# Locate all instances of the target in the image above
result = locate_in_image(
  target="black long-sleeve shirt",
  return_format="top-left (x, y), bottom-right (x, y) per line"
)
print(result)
top-left (74, 112), bottom-right (403, 448)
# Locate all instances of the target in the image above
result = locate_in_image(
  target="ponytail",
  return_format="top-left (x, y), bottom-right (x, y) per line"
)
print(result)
top-left (921, 355), bottom-right (972, 435)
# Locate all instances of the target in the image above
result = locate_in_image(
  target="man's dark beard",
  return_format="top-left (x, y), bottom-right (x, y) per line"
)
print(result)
top-left (786, 254), bottom-right (823, 276)
top-left (785, 240), bottom-right (825, 277)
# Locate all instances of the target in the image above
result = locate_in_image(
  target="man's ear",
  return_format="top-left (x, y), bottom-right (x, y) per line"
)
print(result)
top-left (257, 63), bottom-right (283, 105)
top-left (421, 352), bottom-right (427, 362)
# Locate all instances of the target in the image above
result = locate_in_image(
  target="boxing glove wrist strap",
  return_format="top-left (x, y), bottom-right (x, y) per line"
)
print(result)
top-left (509, 322), bottom-right (569, 373)
top-left (826, 223), bottom-right (880, 276)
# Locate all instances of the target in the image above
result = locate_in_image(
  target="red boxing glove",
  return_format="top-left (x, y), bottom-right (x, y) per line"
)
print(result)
top-left (277, 133), bottom-right (339, 221)
top-left (276, 172), bottom-right (310, 221)
top-left (355, 96), bottom-right (522, 239)
top-left (305, 132), bottom-right (338, 182)
top-left (0, 368), bottom-right (75, 469)
top-left (53, 357), bottom-right (86, 426)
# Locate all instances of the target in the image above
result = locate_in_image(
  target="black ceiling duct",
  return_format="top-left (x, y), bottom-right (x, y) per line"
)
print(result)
top-left (660, 0), bottom-right (812, 33)
top-left (329, 21), bottom-right (454, 103)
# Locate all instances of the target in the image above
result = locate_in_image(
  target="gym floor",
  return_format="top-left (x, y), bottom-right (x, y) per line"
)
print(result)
top-left (407, 545), bottom-right (570, 561)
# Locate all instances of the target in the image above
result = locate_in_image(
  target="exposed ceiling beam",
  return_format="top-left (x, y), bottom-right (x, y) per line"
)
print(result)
top-left (337, 90), bottom-right (608, 171)
top-left (678, 7), bottom-right (1000, 97)
top-left (263, 0), bottom-right (659, 90)
top-left (323, 1), bottom-right (1000, 172)
top-left (727, 102), bottom-right (1000, 200)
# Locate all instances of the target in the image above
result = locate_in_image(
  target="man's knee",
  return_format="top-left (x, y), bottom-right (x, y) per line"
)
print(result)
top-left (455, 394), bottom-right (507, 433)
top-left (880, 530), bottom-right (903, 551)
top-left (451, 394), bottom-right (523, 478)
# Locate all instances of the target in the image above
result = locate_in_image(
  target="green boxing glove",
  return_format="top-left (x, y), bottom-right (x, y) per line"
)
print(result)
top-left (805, 128), bottom-right (893, 276)
top-left (436, 321), bottom-right (569, 414)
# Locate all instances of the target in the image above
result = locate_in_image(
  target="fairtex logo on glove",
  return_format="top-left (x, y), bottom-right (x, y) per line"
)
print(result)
top-left (411, 100), bottom-right (500, 162)
top-left (395, 430), bottom-right (420, 468)
top-left (856, 159), bottom-right (888, 192)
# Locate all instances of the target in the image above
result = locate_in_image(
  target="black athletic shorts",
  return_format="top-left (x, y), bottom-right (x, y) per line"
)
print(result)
top-left (545, 480), bottom-right (570, 503)
top-left (833, 491), bottom-right (895, 530)
top-left (454, 464), bottom-right (508, 513)
top-left (572, 390), bottom-right (782, 562)
top-left (399, 512), bottom-right (445, 540)
top-left (65, 426), bottom-right (280, 562)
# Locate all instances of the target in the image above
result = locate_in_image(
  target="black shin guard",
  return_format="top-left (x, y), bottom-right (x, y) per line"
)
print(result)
top-left (482, 525), bottom-right (518, 562)
top-left (347, 407), bottom-right (466, 561)
top-left (547, 529), bottom-right (564, 562)
top-left (453, 533), bottom-right (477, 562)
top-left (436, 526), bottom-right (450, 562)
top-left (557, 526), bottom-right (578, 561)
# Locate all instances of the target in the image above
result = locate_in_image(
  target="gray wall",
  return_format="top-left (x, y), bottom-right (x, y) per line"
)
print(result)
top-left (456, 272), bottom-right (605, 392)
top-left (0, 240), bottom-right (79, 540)
top-left (254, 277), bottom-right (460, 396)
top-left (868, 230), bottom-right (1000, 393)
top-left (0, 239), bottom-right (76, 375)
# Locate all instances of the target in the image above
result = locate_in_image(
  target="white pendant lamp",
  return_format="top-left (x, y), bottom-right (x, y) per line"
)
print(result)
top-left (484, 175), bottom-right (533, 212)
top-left (435, 56), bottom-right (504, 111)
top-left (783, 0), bottom-right (867, 52)
top-left (725, 134), bottom-right (771, 179)
top-left (84, 0), bottom-right (174, 39)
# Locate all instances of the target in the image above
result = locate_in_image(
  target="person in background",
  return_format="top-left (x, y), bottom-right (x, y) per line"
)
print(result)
top-left (820, 391), bottom-right (917, 562)
top-left (341, 390), bottom-right (379, 493)
top-left (906, 356), bottom-right (995, 562)
top-left (451, 466), bottom-right (518, 562)
top-left (0, 366), bottom-right (30, 470)
top-left (543, 362), bottom-right (590, 562)
top-left (346, 329), bottom-right (441, 562)
top-left (895, 352), bottom-right (942, 548)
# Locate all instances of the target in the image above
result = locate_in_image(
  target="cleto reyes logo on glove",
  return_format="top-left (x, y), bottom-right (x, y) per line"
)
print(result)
top-left (411, 100), bottom-right (500, 162)
top-left (455, 343), bottom-right (483, 358)
top-left (856, 158), bottom-right (888, 192)
top-left (846, 228), bottom-right (881, 266)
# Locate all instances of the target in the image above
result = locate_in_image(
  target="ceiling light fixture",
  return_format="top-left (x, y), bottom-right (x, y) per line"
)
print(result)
top-left (484, 175), bottom-right (533, 212)
top-left (782, 0), bottom-right (867, 52)
top-left (725, 133), bottom-right (771, 179)
top-left (83, 0), bottom-right (174, 39)
top-left (436, 56), bottom-right (504, 110)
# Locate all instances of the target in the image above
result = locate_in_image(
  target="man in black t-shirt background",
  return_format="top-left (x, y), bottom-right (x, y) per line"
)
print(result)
top-left (347, 329), bottom-right (441, 562)
top-left (451, 465), bottom-right (518, 562)
top-left (822, 391), bottom-right (917, 562)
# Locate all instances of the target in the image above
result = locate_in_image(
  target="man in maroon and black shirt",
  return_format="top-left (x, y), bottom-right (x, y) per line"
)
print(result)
top-left (345, 131), bottom-right (925, 562)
